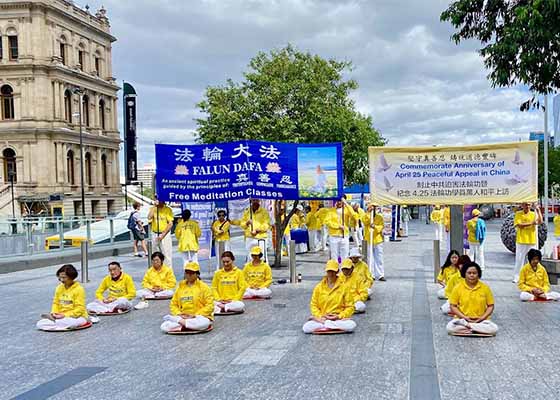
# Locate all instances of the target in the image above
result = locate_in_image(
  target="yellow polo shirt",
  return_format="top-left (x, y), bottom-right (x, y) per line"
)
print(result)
top-left (150, 205), bottom-right (174, 233)
top-left (514, 210), bottom-right (536, 245)
top-left (449, 280), bottom-right (494, 319)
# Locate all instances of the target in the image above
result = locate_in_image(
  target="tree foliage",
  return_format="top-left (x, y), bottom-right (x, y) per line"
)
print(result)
top-left (537, 142), bottom-right (560, 197)
top-left (441, 0), bottom-right (560, 110)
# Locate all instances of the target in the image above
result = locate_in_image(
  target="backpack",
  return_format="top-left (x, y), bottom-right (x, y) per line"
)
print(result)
top-left (127, 211), bottom-right (137, 231)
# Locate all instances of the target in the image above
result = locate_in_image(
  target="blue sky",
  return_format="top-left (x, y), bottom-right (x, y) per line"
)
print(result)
top-left (81, 0), bottom-right (551, 173)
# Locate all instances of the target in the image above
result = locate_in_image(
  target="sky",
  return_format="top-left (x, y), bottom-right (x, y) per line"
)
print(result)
top-left (81, 0), bottom-right (551, 169)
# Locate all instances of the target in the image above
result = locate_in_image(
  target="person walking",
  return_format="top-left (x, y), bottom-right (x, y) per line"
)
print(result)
top-left (128, 202), bottom-right (147, 257)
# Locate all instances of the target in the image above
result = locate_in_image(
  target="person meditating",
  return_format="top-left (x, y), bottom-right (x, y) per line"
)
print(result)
top-left (447, 262), bottom-right (498, 335)
top-left (37, 264), bottom-right (89, 331)
top-left (437, 250), bottom-right (460, 299)
top-left (137, 252), bottom-right (177, 299)
top-left (212, 251), bottom-right (247, 313)
top-left (302, 259), bottom-right (356, 334)
top-left (348, 248), bottom-right (374, 297)
top-left (160, 262), bottom-right (214, 333)
top-left (440, 254), bottom-right (471, 314)
top-left (243, 246), bottom-right (273, 299)
top-left (87, 261), bottom-right (136, 314)
top-left (518, 249), bottom-right (560, 301)
top-left (340, 259), bottom-right (369, 313)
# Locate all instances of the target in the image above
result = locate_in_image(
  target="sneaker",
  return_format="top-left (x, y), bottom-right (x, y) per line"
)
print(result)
top-left (134, 301), bottom-right (149, 310)
top-left (379, 277), bottom-right (386, 282)
top-left (90, 316), bottom-right (100, 324)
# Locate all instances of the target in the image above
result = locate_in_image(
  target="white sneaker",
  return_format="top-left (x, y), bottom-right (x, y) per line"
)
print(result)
top-left (90, 316), bottom-right (100, 324)
top-left (134, 301), bottom-right (149, 310)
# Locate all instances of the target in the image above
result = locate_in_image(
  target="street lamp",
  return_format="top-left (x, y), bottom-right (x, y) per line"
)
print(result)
top-left (72, 87), bottom-right (86, 218)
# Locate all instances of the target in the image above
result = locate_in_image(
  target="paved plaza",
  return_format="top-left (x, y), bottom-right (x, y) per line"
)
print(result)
top-left (2, 219), bottom-right (560, 400)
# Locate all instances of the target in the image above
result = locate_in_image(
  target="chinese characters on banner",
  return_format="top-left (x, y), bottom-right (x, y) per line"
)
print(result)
top-left (368, 141), bottom-right (538, 205)
top-left (155, 141), bottom-right (343, 202)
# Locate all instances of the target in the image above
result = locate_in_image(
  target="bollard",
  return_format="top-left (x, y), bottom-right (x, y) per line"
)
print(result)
top-left (433, 239), bottom-right (440, 283)
top-left (86, 219), bottom-right (92, 243)
top-left (361, 240), bottom-right (368, 261)
top-left (26, 223), bottom-right (34, 255)
top-left (58, 221), bottom-right (65, 251)
top-left (109, 218), bottom-right (114, 244)
top-left (218, 241), bottom-right (225, 269)
top-left (80, 241), bottom-right (89, 283)
top-left (147, 240), bottom-right (153, 268)
top-left (289, 240), bottom-right (297, 283)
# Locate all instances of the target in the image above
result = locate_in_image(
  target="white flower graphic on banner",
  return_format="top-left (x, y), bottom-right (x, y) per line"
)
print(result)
top-left (175, 165), bottom-right (189, 175)
top-left (266, 162), bottom-right (281, 173)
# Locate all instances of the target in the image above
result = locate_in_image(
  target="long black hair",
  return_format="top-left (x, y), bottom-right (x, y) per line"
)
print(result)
top-left (441, 250), bottom-right (460, 271)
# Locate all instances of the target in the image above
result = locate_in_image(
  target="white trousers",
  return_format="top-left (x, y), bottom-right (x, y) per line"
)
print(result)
top-left (214, 300), bottom-right (245, 313)
top-left (321, 226), bottom-right (328, 251)
top-left (468, 242), bottom-right (485, 270)
top-left (309, 230), bottom-right (319, 251)
top-left (520, 291), bottom-right (560, 301)
top-left (446, 319), bottom-right (498, 335)
top-left (329, 236), bottom-right (349, 262)
top-left (137, 288), bottom-right (174, 299)
top-left (445, 230), bottom-right (451, 253)
top-left (245, 238), bottom-right (268, 263)
top-left (437, 287), bottom-right (447, 299)
top-left (302, 319), bottom-right (357, 334)
top-left (214, 240), bottom-right (231, 269)
top-left (36, 316), bottom-right (87, 331)
top-left (403, 221), bottom-right (409, 236)
top-left (367, 243), bottom-right (385, 279)
top-left (441, 301), bottom-right (451, 314)
top-left (244, 287), bottom-right (272, 299)
top-left (160, 315), bottom-right (211, 332)
top-left (87, 298), bottom-right (132, 313)
top-left (153, 233), bottom-right (173, 268)
top-left (180, 251), bottom-right (198, 266)
top-left (355, 301), bottom-right (366, 313)
top-left (434, 224), bottom-right (443, 241)
top-left (350, 228), bottom-right (360, 248)
top-left (514, 243), bottom-right (534, 282)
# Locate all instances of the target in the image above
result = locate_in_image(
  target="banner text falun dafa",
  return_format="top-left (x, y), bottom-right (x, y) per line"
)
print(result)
top-left (368, 141), bottom-right (538, 205)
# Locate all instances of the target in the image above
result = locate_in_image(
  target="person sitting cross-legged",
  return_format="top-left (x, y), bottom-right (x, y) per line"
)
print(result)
top-left (36, 264), bottom-right (90, 331)
top-left (440, 254), bottom-right (471, 315)
top-left (446, 262), bottom-right (498, 335)
top-left (243, 246), bottom-right (273, 299)
top-left (160, 262), bottom-right (214, 333)
top-left (340, 259), bottom-right (369, 313)
top-left (137, 251), bottom-right (177, 300)
top-left (212, 251), bottom-right (247, 313)
top-left (87, 261), bottom-right (136, 314)
top-left (348, 247), bottom-right (374, 297)
top-left (518, 249), bottom-right (560, 301)
top-left (302, 259), bottom-right (356, 334)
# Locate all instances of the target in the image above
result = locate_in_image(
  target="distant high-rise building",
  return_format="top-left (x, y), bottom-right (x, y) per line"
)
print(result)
top-left (137, 164), bottom-right (156, 190)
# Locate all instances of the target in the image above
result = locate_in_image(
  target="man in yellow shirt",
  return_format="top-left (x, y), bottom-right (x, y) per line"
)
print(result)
top-left (87, 261), bottom-right (136, 314)
top-left (513, 203), bottom-right (543, 283)
top-left (148, 197), bottom-right (175, 268)
top-left (324, 196), bottom-right (357, 263)
top-left (212, 210), bottom-right (231, 269)
top-left (212, 251), bottom-right (247, 313)
top-left (430, 205), bottom-right (444, 241)
top-left (238, 199), bottom-right (271, 263)
top-left (137, 252), bottom-right (177, 300)
top-left (175, 209), bottom-right (202, 265)
top-left (518, 249), bottom-right (560, 301)
top-left (364, 204), bottom-right (386, 281)
top-left (243, 246), bottom-right (273, 299)
top-left (305, 205), bottom-right (320, 252)
top-left (340, 258), bottom-right (369, 313)
top-left (160, 262), bottom-right (214, 332)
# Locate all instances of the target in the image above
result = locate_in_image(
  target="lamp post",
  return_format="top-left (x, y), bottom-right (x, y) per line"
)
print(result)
top-left (72, 87), bottom-right (86, 218)
top-left (8, 170), bottom-right (16, 234)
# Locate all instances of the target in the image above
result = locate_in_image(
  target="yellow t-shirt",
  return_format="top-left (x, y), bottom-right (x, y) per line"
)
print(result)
top-left (514, 210), bottom-right (536, 245)
top-left (211, 267), bottom-right (247, 301)
top-left (176, 219), bottom-right (201, 252)
top-left (51, 282), bottom-right (88, 319)
top-left (444, 272), bottom-right (462, 299)
top-left (95, 272), bottom-right (136, 301)
top-left (243, 261), bottom-right (273, 288)
top-left (150, 205), bottom-right (174, 233)
top-left (449, 280), bottom-right (494, 319)
top-left (169, 279), bottom-right (214, 321)
top-left (518, 263), bottom-right (550, 293)
top-left (310, 277), bottom-right (354, 319)
top-left (437, 265), bottom-right (459, 284)
top-left (467, 218), bottom-right (478, 243)
top-left (141, 265), bottom-right (177, 290)
top-left (212, 219), bottom-right (231, 241)
top-left (554, 215), bottom-right (560, 236)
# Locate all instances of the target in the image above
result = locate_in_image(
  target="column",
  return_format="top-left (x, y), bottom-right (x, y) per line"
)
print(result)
top-left (112, 97), bottom-right (117, 131)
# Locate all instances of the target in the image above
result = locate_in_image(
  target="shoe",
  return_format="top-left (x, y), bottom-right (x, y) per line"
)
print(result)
top-left (134, 301), bottom-right (149, 310)
top-left (136, 254), bottom-right (143, 258)
top-left (133, 253), bottom-right (139, 257)
top-left (379, 277), bottom-right (386, 281)
top-left (90, 316), bottom-right (100, 324)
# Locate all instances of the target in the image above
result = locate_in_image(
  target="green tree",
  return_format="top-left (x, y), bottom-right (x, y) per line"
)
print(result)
top-left (441, 0), bottom-right (560, 110)
top-left (537, 142), bottom-right (560, 197)
top-left (196, 45), bottom-right (384, 266)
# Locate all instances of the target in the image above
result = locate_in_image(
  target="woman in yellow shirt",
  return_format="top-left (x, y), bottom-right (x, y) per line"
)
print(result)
top-left (447, 262), bottom-right (498, 335)
top-left (212, 210), bottom-right (231, 269)
top-left (243, 246), bottom-right (273, 299)
top-left (437, 250), bottom-right (460, 299)
top-left (440, 254), bottom-right (471, 314)
top-left (175, 209), bottom-right (202, 265)
top-left (87, 261), bottom-right (136, 313)
top-left (160, 262), bottom-right (214, 332)
top-left (302, 259), bottom-right (356, 333)
top-left (518, 249), bottom-right (560, 301)
top-left (137, 252), bottom-right (177, 300)
top-left (212, 251), bottom-right (247, 313)
top-left (36, 264), bottom-right (89, 331)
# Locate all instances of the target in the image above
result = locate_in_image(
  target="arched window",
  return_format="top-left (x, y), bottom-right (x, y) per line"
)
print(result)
top-left (99, 99), bottom-right (106, 130)
top-left (66, 150), bottom-right (75, 184)
top-left (85, 152), bottom-right (92, 186)
top-left (64, 89), bottom-right (72, 122)
top-left (94, 51), bottom-right (102, 76)
top-left (1, 85), bottom-right (14, 120)
top-left (59, 36), bottom-right (67, 65)
top-left (6, 28), bottom-right (18, 60)
top-left (101, 154), bottom-right (108, 186)
top-left (82, 95), bottom-right (89, 126)
top-left (3, 148), bottom-right (16, 183)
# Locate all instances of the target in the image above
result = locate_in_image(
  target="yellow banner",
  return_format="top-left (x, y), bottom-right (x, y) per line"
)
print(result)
top-left (368, 141), bottom-right (538, 205)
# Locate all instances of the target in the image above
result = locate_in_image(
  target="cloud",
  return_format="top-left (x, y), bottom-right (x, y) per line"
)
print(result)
top-left (80, 0), bottom-right (548, 169)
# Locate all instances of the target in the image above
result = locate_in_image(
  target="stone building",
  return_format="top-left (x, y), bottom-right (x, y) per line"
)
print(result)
top-left (0, 0), bottom-right (122, 218)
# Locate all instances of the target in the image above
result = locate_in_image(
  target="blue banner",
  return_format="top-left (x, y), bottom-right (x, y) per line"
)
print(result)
top-left (155, 141), bottom-right (343, 202)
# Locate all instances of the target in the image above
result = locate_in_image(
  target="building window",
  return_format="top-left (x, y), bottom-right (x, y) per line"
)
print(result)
top-left (64, 89), bottom-right (72, 123)
top-left (82, 95), bottom-right (89, 126)
top-left (95, 57), bottom-right (101, 76)
top-left (78, 50), bottom-right (84, 70)
top-left (101, 154), bottom-right (108, 186)
top-left (85, 152), bottom-right (92, 186)
top-left (1, 85), bottom-right (15, 120)
top-left (0, 36), bottom-right (3, 60)
top-left (99, 99), bottom-right (106, 130)
top-left (60, 42), bottom-right (66, 65)
top-left (8, 36), bottom-right (18, 60)
top-left (3, 148), bottom-right (17, 184)
top-left (67, 150), bottom-right (75, 184)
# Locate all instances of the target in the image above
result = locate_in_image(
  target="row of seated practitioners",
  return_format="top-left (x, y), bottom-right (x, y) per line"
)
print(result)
top-left (36, 247), bottom-right (273, 332)
top-left (436, 248), bottom-right (559, 336)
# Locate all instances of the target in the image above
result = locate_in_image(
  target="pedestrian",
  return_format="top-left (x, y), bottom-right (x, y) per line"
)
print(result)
top-left (176, 209), bottom-right (202, 266)
top-left (513, 203), bottom-right (542, 283)
top-left (128, 202), bottom-right (147, 257)
top-left (147, 196), bottom-right (175, 268)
